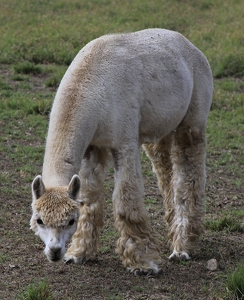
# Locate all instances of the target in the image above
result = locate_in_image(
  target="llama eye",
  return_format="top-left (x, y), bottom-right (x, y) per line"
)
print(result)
top-left (68, 219), bottom-right (75, 226)
top-left (37, 218), bottom-right (44, 225)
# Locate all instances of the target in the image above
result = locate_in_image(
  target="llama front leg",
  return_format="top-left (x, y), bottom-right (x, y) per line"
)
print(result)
top-left (112, 147), bottom-right (162, 275)
top-left (168, 127), bottom-right (206, 260)
top-left (64, 147), bottom-right (107, 264)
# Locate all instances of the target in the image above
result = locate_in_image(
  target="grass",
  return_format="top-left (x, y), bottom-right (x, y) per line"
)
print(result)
top-left (0, 253), bottom-right (10, 263)
top-left (17, 280), bottom-right (55, 300)
top-left (13, 62), bottom-right (42, 75)
top-left (226, 265), bottom-right (244, 299)
top-left (215, 55), bottom-right (244, 78)
top-left (206, 216), bottom-right (244, 233)
top-left (207, 79), bottom-right (244, 187)
top-left (0, 79), bottom-right (12, 90)
top-left (0, 93), bottom-right (53, 117)
top-left (1, 0), bottom-right (244, 77)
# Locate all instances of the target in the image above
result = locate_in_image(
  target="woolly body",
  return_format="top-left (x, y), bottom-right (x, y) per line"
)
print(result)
top-left (31, 29), bottom-right (213, 274)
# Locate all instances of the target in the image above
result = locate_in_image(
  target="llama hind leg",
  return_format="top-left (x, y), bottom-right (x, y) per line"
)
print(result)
top-left (64, 147), bottom-right (108, 264)
top-left (168, 126), bottom-right (206, 260)
top-left (112, 146), bottom-right (162, 275)
top-left (143, 135), bottom-right (174, 231)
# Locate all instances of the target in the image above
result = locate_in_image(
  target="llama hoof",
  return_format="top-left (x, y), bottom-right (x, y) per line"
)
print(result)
top-left (64, 254), bottom-right (88, 265)
top-left (132, 268), bottom-right (157, 277)
top-left (133, 269), bottom-right (141, 276)
top-left (146, 269), bottom-right (155, 278)
top-left (168, 250), bottom-right (190, 261)
top-left (64, 258), bottom-right (73, 264)
top-left (63, 256), bottom-right (76, 264)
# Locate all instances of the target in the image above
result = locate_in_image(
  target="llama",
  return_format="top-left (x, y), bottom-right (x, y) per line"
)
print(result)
top-left (31, 28), bottom-right (213, 275)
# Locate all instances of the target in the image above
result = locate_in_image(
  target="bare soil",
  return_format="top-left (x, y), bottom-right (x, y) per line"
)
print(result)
top-left (0, 68), bottom-right (243, 300)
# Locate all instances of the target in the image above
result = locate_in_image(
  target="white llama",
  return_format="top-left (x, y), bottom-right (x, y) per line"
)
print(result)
top-left (31, 28), bottom-right (213, 275)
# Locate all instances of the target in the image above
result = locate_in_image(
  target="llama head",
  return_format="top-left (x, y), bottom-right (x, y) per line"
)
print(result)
top-left (30, 175), bottom-right (81, 262)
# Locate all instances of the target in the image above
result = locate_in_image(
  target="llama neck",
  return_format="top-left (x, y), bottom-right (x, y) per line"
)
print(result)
top-left (41, 46), bottom-right (104, 187)
top-left (42, 91), bottom-right (97, 188)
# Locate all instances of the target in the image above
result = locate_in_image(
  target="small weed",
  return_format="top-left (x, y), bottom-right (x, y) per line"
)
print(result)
top-left (30, 99), bottom-right (52, 115)
top-left (231, 210), bottom-right (244, 218)
top-left (17, 280), bottom-right (55, 300)
top-left (215, 55), bottom-right (244, 78)
top-left (45, 76), bottom-right (60, 88)
top-left (206, 216), bottom-right (244, 232)
top-left (11, 74), bottom-right (29, 81)
top-left (180, 260), bottom-right (190, 266)
top-left (103, 181), bottom-right (114, 192)
top-left (144, 197), bottom-right (158, 211)
top-left (108, 167), bottom-right (114, 175)
top-left (44, 65), bottom-right (67, 88)
top-left (144, 197), bottom-right (158, 205)
top-left (100, 228), bottom-right (118, 244)
top-left (231, 179), bottom-right (243, 187)
top-left (226, 264), bottom-right (244, 300)
top-left (14, 62), bottom-right (42, 75)
top-left (132, 286), bottom-right (144, 292)
top-left (0, 253), bottom-right (10, 263)
top-left (99, 245), bottom-right (111, 254)
top-left (0, 79), bottom-right (12, 90)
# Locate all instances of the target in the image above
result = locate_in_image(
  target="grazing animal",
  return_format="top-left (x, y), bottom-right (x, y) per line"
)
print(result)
top-left (31, 28), bottom-right (213, 275)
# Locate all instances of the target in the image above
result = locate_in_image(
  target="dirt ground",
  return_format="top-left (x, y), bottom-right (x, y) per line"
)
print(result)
top-left (0, 70), bottom-right (243, 299)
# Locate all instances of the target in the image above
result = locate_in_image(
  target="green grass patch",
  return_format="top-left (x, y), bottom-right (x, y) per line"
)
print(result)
top-left (45, 76), bottom-right (60, 88)
top-left (0, 79), bottom-right (12, 90)
top-left (11, 74), bottom-right (30, 81)
top-left (18, 280), bottom-right (55, 300)
top-left (0, 94), bottom-right (53, 116)
top-left (132, 286), bottom-right (144, 293)
top-left (230, 210), bottom-right (244, 218)
top-left (42, 65), bottom-right (67, 87)
top-left (100, 227), bottom-right (119, 254)
top-left (215, 78), bottom-right (244, 93)
top-left (144, 197), bottom-right (158, 211)
top-left (215, 55), bottom-right (244, 78)
top-left (206, 216), bottom-right (244, 233)
top-left (13, 62), bottom-right (42, 75)
top-left (207, 78), bottom-right (244, 186)
top-left (226, 264), bottom-right (244, 300)
top-left (1, 0), bottom-right (244, 78)
top-left (0, 253), bottom-right (10, 263)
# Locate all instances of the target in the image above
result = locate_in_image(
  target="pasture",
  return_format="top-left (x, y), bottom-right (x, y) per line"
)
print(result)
top-left (0, 0), bottom-right (244, 299)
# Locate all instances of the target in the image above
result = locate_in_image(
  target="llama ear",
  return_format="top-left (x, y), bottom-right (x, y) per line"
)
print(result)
top-left (32, 175), bottom-right (45, 202)
top-left (68, 175), bottom-right (81, 201)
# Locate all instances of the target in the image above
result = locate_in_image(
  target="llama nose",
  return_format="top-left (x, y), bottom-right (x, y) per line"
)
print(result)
top-left (50, 246), bottom-right (62, 254)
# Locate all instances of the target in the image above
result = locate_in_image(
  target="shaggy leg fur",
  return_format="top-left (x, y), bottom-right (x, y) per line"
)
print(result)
top-left (145, 127), bottom-right (206, 261)
top-left (112, 146), bottom-right (162, 275)
top-left (64, 147), bottom-right (108, 264)
top-left (167, 126), bottom-right (206, 260)
top-left (143, 134), bottom-right (174, 231)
